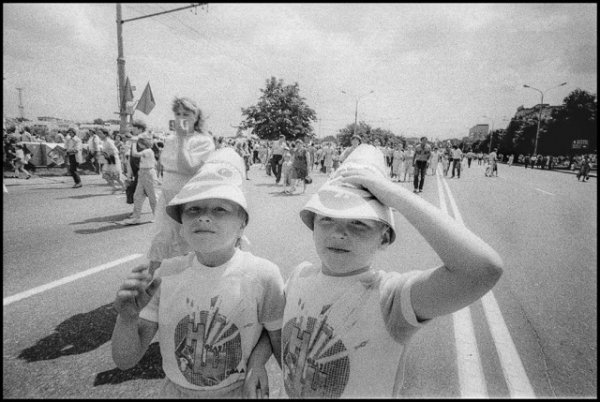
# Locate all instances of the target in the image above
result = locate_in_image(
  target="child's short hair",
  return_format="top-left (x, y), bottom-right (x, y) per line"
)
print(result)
top-left (172, 97), bottom-right (204, 132)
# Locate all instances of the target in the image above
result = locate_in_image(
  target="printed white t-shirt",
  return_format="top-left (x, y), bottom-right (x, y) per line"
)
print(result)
top-left (140, 249), bottom-right (285, 396)
top-left (282, 262), bottom-right (430, 398)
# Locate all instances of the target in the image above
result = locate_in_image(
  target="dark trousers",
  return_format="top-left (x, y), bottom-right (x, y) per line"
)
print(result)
top-left (413, 160), bottom-right (428, 190)
top-left (451, 159), bottom-right (461, 178)
top-left (271, 154), bottom-right (283, 182)
top-left (468, 158), bottom-right (472, 168)
top-left (68, 154), bottom-right (81, 184)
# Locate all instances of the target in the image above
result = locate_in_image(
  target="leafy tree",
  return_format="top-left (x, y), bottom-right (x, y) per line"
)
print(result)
top-left (321, 135), bottom-right (338, 144)
top-left (240, 77), bottom-right (317, 141)
top-left (547, 88), bottom-right (597, 155)
top-left (336, 121), bottom-right (403, 147)
top-left (93, 118), bottom-right (105, 125)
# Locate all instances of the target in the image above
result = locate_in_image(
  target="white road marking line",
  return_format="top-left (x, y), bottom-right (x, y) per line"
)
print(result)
top-left (442, 172), bottom-right (535, 397)
top-left (437, 171), bottom-right (488, 398)
top-left (481, 292), bottom-right (536, 398)
top-left (535, 188), bottom-right (554, 195)
top-left (3, 254), bottom-right (144, 306)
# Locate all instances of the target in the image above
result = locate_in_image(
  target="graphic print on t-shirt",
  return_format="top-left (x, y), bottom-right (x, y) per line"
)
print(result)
top-left (174, 295), bottom-right (243, 386)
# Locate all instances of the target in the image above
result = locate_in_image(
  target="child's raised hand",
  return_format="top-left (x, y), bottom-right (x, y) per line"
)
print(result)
top-left (336, 168), bottom-right (412, 206)
top-left (113, 264), bottom-right (161, 320)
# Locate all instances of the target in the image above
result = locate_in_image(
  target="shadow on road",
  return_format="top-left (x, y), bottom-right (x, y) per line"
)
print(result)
top-left (93, 342), bottom-right (164, 386)
top-left (58, 193), bottom-right (121, 200)
top-left (70, 213), bottom-right (133, 225)
top-left (253, 183), bottom-right (281, 187)
top-left (74, 223), bottom-right (151, 235)
top-left (18, 303), bottom-right (117, 362)
top-left (16, 302), bottom-right (165, 386)
top-left (268, 191), bottom-right (302, 197)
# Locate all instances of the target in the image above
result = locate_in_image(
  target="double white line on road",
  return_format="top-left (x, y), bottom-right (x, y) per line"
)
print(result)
top-left (3, 254), bottom-right (143, 307)
top-left (436, 168), bottom-right (535, 398)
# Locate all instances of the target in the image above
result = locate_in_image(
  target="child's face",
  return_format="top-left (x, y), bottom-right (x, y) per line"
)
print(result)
top-left (313, 214), bottom-right (389, 275)
top-left (180, 198), bottom-right (245, 254)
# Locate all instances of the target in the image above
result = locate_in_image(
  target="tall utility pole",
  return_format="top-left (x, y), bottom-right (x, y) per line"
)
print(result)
top-left (341, 90), bottom-right (374, 136)
top-left (16, 87), bottom-right (25, 119)
top-left (116, 4), bottom-right (127, 135)
top-left (523, 82), bottom-right (567, 155)
top-left (116, 3), bottom-right (206, 135)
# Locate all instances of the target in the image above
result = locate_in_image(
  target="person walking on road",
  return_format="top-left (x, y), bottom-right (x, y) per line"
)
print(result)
top-left (97, 128), bottom-right (126, 191)
top-left (391, 143), bottom-right (403, 181)
top-left (450, 145), bottom-right (463, 178)
top-left (489, 148), bottom-right (499, 177)
top-left (466, 150), bottom-right (475, 168)
top-left (270, 135), bottom-right (287, 184)
top-left (64, 129), bottom-right (83, 188)
top-left (507, 154), bottom-right (514, 167)
top-left (290, 139), bottom-right (309, 194)
top-left (429, 147), bottom-right (440, 175)
top-left (577, 155), bottom-right (591, 182)
top-left (402, 144), bottom-right (415, 182)
top-left (12, 144), bottom-right (32, 179)
top-left (119, 136), bottom-right (158, 225)
top-left (412, 136), bottom-right (431, 193)
top-left (87, 129), bottom-right (103, 174)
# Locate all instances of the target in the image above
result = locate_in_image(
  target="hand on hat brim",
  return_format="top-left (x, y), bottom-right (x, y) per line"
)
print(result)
top-left (335, 169), bottom-right (398, 208)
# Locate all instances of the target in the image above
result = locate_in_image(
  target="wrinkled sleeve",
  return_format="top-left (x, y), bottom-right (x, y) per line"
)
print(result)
top-left (257, 262), bottom-right (286, 331)
top-left (187, 135), bottom-right (215, 169)
top-left (380, 271), bottom-right (431, 343)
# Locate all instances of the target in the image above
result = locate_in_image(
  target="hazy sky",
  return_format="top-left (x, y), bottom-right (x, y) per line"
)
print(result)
top-left (3, 3), bottom-right (597, 139)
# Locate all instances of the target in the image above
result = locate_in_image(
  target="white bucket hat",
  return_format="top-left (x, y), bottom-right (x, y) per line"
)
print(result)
top-left (166, 147), bottom-right (248, 224)
top-left (300, 144), bottom-right (396, 244)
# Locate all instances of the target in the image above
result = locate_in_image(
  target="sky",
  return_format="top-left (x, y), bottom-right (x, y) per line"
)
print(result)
top-left (3, 3), bottom-right (597, 140)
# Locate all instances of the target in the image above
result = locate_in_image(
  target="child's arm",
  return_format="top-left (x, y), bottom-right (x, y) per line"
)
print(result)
top-left (243, 328), bottom-right (276, 399)
top-left (176, 135), bottom-right (212, 175)
top-left (111, 265), bottom-right (161, 370)
top-left (338, 170), bottom-right (503, 321)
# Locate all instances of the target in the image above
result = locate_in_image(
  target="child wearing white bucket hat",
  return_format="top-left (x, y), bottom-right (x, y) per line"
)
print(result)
top-left (244, 144), bottom-right (504, 398)
top-left (112, 147), bottom-right (285, 398)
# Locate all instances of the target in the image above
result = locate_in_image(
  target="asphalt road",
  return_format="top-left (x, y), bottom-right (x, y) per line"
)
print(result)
top-left (3, 161), bottom-right (597, 398)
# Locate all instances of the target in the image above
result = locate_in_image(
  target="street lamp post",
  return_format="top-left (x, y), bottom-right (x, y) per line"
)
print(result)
top-left (341, 90), bottom-right (374, 136)
top-left (482, 115), bottom-right (508, 153)
top-left (523, 82), bottom-right (567, 155)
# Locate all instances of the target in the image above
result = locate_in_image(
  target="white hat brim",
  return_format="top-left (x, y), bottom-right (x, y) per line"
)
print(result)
top-left (166, 183), bottom-right (248, 224)
top-left (299, 183), bottom-right (396, 244)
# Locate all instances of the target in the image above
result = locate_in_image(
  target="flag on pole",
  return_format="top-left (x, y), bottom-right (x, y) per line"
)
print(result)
top-left (136, 82), bottom-right (156, 115)
top-left (123, 77), bottom-right (134, 104)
